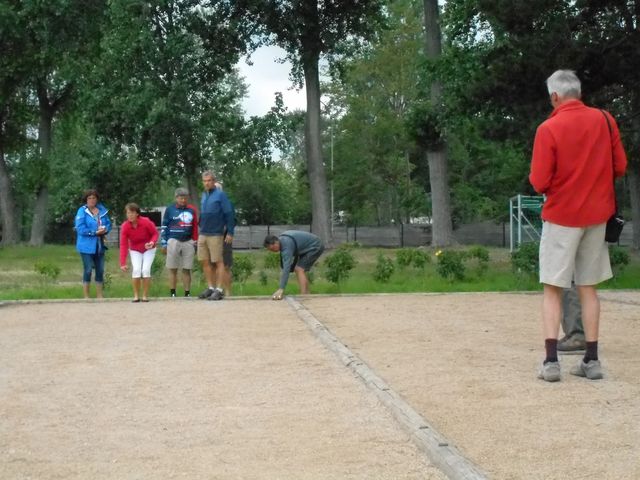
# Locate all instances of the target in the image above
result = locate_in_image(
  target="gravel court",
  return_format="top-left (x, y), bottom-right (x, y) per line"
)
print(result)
top-left (0, 299), bottom-right (446, 480)
top-left (300, 291), bottom-right (640, 480)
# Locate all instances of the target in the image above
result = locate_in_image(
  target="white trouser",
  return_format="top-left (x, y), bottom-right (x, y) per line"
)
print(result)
top-left (129, 249), bottom-right (156, 278)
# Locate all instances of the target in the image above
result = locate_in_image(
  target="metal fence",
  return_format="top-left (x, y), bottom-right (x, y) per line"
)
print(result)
top-left (104, 221), bottom-right (518, 249)
top-left (103, 219), bottom-right (635, 250)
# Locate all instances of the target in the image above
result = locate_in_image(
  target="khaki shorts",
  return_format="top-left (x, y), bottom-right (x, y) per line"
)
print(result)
top-left (197, 234), bottom-right (224, 263)
top-left (539, 221), bottom-right (612, 288)
top-left (165, 238), bottom-right (195, 270)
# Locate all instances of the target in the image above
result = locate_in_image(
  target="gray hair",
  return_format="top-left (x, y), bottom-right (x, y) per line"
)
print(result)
top-left (546, 70), bottom-right (581, 99)
top-left (202, 170), bottom-right (216, 180)
top-left (263, 235), bottom-right (279, 247)
top-left (174, 187), bottom-right (189, 197)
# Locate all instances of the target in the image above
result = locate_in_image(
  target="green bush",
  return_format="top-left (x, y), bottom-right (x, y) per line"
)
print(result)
top-left (396, 248), bottom-right (431, 270)
top-left (232, 254), bottom-right (255, 285)
top-left (396, 248), bottom-right (414, 269)
top-left (466, 246), bottom-right (490, 277)
top-left (373, 254), bottom-right (395, 283)
top-left (258, 270), bottom-right (268, 286)
top-left (411, 249), bottom-right (430, 269)
top-left (151, 256), bottom-right (164, 277)
top-left (435, 250), bottom-right (466, 281)
top-left (324, 247), bottom-right (357, 285)
top-left (511, 242), bottom-right (539, 277)
top-left (609, 246), bottom-right (630, 275)
top-left (34, 261), bottom-right (61, 282)
top-left (264, 252), bottom-right (280, 270)
top-left (102, 272), bottom-right (113, 290)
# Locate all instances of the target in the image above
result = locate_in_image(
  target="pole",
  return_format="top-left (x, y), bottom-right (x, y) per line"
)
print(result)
top-left (330, 122), bottom-right (334, 235)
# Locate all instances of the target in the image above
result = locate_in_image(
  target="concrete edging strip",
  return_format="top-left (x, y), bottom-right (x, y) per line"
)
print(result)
top-left (286, 296), bottom-right (489, 480)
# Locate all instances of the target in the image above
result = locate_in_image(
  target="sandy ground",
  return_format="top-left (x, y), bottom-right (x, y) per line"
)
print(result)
top-left (1, 291), bottom-right (639, 479)
top-left (0, 299), bottom-right (444, 480)
top-left (301, 291), bottom-right (640, 480)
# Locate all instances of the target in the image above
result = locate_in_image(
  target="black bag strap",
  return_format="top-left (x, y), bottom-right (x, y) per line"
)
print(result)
top-left (279, 234), bottom-right (299, 272)
top-left (600, 110), bottom-right (618, 212)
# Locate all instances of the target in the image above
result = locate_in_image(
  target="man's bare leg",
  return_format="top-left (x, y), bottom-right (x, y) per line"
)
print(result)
top-left (182, 269), bottom-right (191, 292)
top-left (295, 267), bottom-right (309, 294)
top-left (576, 285), bottom-right (599, 342)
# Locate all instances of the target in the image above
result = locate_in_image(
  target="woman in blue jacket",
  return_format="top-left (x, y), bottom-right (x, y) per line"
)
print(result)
top-left (74, 189), bottom-right (112, 298)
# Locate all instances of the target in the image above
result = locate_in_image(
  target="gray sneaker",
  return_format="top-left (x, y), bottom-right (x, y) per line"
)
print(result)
top-left (198, 288), bottom-right (214, 299)
top-left (537, 361), bottom-right (561, 382)
top-left (207, 289), bottom-right (224, 301)
top-left (570, 360), bottom-right (603, 380)
top-left (558, 334), bottom-right (586, 352)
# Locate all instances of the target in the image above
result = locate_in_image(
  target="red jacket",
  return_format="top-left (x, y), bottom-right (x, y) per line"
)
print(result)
top-left (529, 100), bottom-right (627, 227)
top-left (119, 215), bottom-right (159, 266)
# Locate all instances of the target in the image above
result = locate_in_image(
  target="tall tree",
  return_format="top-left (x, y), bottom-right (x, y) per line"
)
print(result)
top-left (326, 0), bottom-right (428, 225)
top-left (443, 0), bottom-right (640, 247)
top-left (234, 0), bottom-right (385, 246)
top-left (422, 0), bottom-right (454, 246)
top-left (13, 0), bottom-right (107, 245)
top-left (87, 0), bottom-right (251, 204)
top-left (575, 1), bottom-right (640, 249)
top-left (0, 4), bottom-right (29, 245)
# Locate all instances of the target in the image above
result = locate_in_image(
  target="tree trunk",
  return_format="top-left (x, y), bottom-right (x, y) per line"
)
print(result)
top-left (302, 54), bottom-right (333, 247)
top-left (627, 163), bottom-right (640, 249)
top-left (29, 80), bottom-right (72, 246)
top-left (427, 149), bottom-right (454, 246)
top-left (423, 0), bottom-right (454, 247)
top-left (29, 96), bottom-right (54, 246)
top-left (0, 140), bottom-right (19, 245)
top-left (183, 158), bottom-right (201, 213)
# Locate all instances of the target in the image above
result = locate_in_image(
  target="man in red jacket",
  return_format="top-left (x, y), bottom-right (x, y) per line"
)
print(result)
top-left (530, 70), bottom-right (627, 382)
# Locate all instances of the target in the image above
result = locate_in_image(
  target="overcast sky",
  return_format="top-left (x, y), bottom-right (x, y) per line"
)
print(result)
top-left (237, 45), bottom-right (307, 117)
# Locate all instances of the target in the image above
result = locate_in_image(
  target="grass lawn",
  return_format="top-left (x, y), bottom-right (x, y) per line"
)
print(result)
top-left (0, 243), bottom-right (638, 301)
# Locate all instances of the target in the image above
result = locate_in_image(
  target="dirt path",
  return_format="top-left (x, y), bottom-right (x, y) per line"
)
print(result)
top-left (0, 299), bottom-right (444, 480)
top-left (301, 291), bottom-right (640, 480)
top-left (1, 291), bottom-right (639, 479)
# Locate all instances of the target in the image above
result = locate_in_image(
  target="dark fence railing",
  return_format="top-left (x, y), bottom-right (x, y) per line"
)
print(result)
top-left (89, 219), bottom-right (636, 249)
top-left (103, 221), bottom-right (516, 249)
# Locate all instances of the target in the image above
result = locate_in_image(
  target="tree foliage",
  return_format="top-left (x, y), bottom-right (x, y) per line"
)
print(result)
top-left (3, 0), bottom-right (640, 249)
top-left (233, 0), bottom-right (386, 246)
top-left (328, 0), bottom-right (428, 225)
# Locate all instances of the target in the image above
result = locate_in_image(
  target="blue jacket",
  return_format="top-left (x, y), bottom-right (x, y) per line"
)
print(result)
top-left (199, 187), bottom-right (235, 236)
top-left (74, 203), bottom-right (112, 255)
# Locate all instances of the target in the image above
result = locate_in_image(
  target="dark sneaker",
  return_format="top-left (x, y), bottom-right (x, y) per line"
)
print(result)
top-left (171, 293), bottom-right (176, 298)
top-left (558, 334), bottom-right (586, 352)
top-left (207, 289), bottom-right (224, 301)
top-left (198, 288), bottom-right (214, 299)
top-left (570, 360), bottom-right (603, 380)
top-left (537, 361), bottom-right (561, 382)
top-left (184, 292), bottom-right (191, 297)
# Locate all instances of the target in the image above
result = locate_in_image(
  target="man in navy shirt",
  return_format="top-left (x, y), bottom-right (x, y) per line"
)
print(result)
top-left (161, 188), bottom-right (198, 297)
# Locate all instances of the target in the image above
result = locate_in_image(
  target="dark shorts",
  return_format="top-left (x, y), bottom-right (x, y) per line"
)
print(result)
top-left (297, 245), bottom-right (324, 271)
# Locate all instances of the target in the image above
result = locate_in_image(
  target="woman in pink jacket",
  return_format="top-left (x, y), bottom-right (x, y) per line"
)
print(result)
top-left (119, 203), bottom-right (159, 302)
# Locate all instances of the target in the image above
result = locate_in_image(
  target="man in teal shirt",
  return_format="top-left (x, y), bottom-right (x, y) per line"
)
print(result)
top-left (263, 231), bottom-right (324, 300)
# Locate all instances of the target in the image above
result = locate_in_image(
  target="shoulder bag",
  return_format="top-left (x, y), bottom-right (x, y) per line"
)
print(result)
top-left (601, 110), bottom-right (625, 243)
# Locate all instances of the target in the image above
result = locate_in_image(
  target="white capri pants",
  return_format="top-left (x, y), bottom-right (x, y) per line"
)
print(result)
top-left (129, 249), bottom-right (157, 278)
